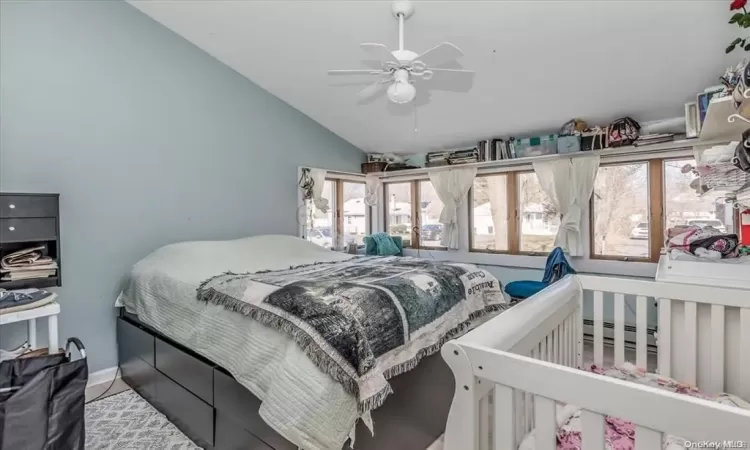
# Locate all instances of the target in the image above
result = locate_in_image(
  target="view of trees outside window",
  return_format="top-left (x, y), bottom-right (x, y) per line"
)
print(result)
top-left (386, 183), bottom-right (413, 246)
top-left (519, 173), bottom-right (559, 253)
top-left (664, 159), bottom-right (735, 235)
top-left (342, 182), bottom-right (366, 246)
top-left (306, 180), bottom-right (334, 249)
top-left (420, 181), bottom-right (445, 247)
top-left (593, 163), bottom-right (650, 258)
top-left (471, 175), bottom-right (509, 251)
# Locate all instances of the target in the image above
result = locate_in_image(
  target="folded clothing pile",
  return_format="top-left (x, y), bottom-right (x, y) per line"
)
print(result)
top-left (0, 246), bottom-right (58, 281)
top-left (666, 225), bottom-right (739, 260)
top-left (0, 288), bottom-right (57, 314)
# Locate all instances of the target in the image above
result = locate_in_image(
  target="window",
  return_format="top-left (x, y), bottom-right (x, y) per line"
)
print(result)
top-left (419, 180), bottom-right (444, 248)
top-left (342, 181), bottom-right (366, 247)
top-left (664, 159), bottom-right (735, 235)
top-left (470, 174), bottom-right (510, 252)
top-left (385, 182), bottom-right (413, 247)
top-left (305, 180), bottom-right (334, 249)
top-left (519, 172), bottom-right (559, 253)
top-left (592, 163), bottom-right (650, 259)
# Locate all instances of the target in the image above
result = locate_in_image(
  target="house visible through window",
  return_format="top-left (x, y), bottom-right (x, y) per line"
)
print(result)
top-left (519, 172), bottom-right (559, 253)
top-left (342, 181), bottom-right (366, 246)
top-left (470, 174), bottom-right (509, 252)
top-left (385, 182), bottom-right (413, 247)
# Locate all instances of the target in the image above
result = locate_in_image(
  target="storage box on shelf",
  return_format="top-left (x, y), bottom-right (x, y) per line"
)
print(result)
top-left (698, 94), bottom-right (750, 142)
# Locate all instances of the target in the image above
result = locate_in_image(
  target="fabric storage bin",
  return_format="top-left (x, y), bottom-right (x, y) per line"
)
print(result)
top-left (557, 135), bottom-right (581, 154)
top-left (514, 135), bottom-right (558, 158)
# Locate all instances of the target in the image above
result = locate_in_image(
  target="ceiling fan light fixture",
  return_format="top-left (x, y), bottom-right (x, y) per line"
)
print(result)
top-left (387, 81), bottom-right (416, 104)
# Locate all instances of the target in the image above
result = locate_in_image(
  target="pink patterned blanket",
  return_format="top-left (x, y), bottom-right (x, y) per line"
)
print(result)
top-left (519, 363), bottom-right (749, 450)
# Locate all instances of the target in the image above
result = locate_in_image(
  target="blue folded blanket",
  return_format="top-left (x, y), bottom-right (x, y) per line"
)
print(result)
top-left (368, 232), bottom-right (401, 256)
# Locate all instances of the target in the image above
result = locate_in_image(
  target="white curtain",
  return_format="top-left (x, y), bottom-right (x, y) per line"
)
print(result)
top-left (364, 174), bottom-right (381, 206)
top-left (532, 155), bottom-right (600, 256)
top-left (309, 169), bottom-right (329, 213)
top-left (429, 167), bottom-right (477, 249)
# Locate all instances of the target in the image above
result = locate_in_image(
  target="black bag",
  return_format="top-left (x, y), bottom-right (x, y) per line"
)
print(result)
top-left (0, 338), bottom-right (88, 450)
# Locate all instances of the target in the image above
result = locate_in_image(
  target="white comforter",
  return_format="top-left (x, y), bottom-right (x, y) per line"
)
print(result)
top-left (118, 235), bottom-right (360, 450)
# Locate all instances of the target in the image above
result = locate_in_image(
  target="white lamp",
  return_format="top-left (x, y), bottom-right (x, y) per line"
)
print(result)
top-left (387, 69), bottom-right (416, 104)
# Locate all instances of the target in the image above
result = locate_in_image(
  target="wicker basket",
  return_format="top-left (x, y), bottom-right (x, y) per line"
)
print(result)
top-left (361, 161), bottom-right (388, 174)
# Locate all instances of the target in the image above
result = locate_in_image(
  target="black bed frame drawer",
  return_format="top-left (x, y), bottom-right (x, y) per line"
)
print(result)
top-left (215, 412), bottom-right (272, 450)
top-left (154, 369), bottom-right (214, 448)
top-left (155, 337), bottom-right (214, 405)
top-left (0, 194), bottom-right (58, 218)
top-left (214, 369), bottom-right (296, 450)
top-left (117, 318), bottom-right (154, 366)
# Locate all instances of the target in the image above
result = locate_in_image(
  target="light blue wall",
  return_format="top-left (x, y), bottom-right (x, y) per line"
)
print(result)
top-left (0, 0), bottom-right (364, 371)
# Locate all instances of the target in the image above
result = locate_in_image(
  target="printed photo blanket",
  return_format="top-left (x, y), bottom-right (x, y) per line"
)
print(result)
top-left (197, 256), bottom-right (509, 415)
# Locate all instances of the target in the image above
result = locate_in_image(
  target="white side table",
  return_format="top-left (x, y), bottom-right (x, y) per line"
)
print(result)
top-left (0, 302), bottom-right (60, 353)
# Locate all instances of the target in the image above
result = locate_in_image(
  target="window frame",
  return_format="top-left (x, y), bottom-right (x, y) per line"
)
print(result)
top-left (588, 160), bottom-right (654, 263)
top-left (301, 172), bottom-right (370, 251)
top-left (468, 172), bottom-right (515, 254)
top-left (384, 180), bottom-right (448, 250)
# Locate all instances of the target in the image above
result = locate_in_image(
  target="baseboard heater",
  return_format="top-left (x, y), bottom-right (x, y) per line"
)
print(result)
top-left (582, 319), bottom-right (658, 354)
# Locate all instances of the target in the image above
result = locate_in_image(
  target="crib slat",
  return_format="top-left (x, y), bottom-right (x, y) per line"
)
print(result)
top-left (494, 385), bottom-right (515, 450)
top-left (658, 299), bottom-right (671, 377)
top-left (593, 291), bottom-right (604, 367)
top-left (741, 308), bottom-right (750, 400)
top-left (562, 318), bottom-right (569, 367)
top-left (524, 391), bottom-right (532, 435)
top-left (541, 336), bottom-right (548, 362)
top-left (636, 295), bottom-right (648, 369)
top-left (479, 394), bottom-right (489, 450)
top-left (709, 304), bottom-right (725, 394)
top-left (581, 410), bottom-right (605, 450)
top-left (577, 300), bottom-right (584, 368)
top-left (534, 396), bottom-right (556, 450)
top-left (614, 293), bottom-right (625, 366)
top-left (551, 328), bottom-right (558, 363)
top-left (635, 426), bottom-right (663, 450)
top-left (683, 301), bottom-right (698, 386)
top-left (515, 389), bottom-right (525, 446)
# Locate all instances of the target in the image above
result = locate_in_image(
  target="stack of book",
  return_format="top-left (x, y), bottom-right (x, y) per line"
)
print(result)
top-left (425, 151), bottom-right (451, 167)
top-left (0, 246), bottom-right (58, 282)
top-left (476, 139), bottom-right (518, 162)
top-left (448, 148), bottom-right (479, 165)
top-left (634, 133), bottom-right (675, 147)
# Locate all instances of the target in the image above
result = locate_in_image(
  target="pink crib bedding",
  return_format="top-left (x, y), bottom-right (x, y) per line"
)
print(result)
top-left (519, 363), bottom-right (749, 450)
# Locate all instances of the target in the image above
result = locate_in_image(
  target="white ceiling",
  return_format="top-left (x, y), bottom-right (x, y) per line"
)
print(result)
top-left (130, 0), bottom-right (740, 154)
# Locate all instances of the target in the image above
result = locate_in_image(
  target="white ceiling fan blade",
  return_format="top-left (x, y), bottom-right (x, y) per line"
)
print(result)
top-left (427, 68), bottom-right (474, 74)
top-left (328, 69), bottom-right (382, 76)
top-left (415, 42), bottom-right (463, 67)
top-left (357, 80), bottom-right (389, 100)
top-left (360, 43), bottom-right (399, 63)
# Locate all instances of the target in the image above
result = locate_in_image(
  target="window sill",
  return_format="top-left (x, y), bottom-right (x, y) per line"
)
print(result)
top-left (402, 248), bottom-right (657, 279)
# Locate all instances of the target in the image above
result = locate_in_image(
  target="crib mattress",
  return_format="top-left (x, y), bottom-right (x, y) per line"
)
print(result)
top-left (519, 363), bottom-right (750, 450)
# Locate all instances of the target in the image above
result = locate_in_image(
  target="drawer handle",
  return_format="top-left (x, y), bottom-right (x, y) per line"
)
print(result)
top-left (8, 204), bottom-right (15, 209)
top-left (8, 227), bottom-right (15, 231)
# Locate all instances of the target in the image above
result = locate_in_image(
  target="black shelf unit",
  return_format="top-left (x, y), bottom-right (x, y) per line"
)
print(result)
top-left (0, 193), bottom-right (61, 290)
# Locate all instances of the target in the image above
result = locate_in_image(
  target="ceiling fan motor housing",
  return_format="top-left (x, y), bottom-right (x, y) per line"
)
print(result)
top-left (391, 1), bottom-right (414, 19)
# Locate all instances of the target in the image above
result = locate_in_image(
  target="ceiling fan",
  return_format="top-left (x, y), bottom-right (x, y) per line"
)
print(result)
top-left (328, 0), bottom-right (474, 105)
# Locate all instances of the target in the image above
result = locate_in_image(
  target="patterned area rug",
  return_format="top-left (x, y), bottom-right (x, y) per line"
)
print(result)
top-left (85, 390), bottom-right (201, 449)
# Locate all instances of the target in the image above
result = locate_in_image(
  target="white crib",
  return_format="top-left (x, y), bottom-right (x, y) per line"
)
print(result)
top-left (441, 275), bottom-right (750, 450)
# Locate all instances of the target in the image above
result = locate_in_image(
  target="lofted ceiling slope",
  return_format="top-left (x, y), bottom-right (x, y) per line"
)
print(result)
top-left (129, 0), bottom-right (740, 154)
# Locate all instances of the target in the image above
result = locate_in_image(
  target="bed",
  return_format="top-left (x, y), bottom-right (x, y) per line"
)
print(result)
top-left (116, 234), bottom-right (509, 450)
top-left (441, 274), bottom-right (750, 450)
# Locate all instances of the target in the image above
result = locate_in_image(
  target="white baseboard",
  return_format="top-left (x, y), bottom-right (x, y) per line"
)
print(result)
top-left (87, 366), bottom-right (120, 388)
